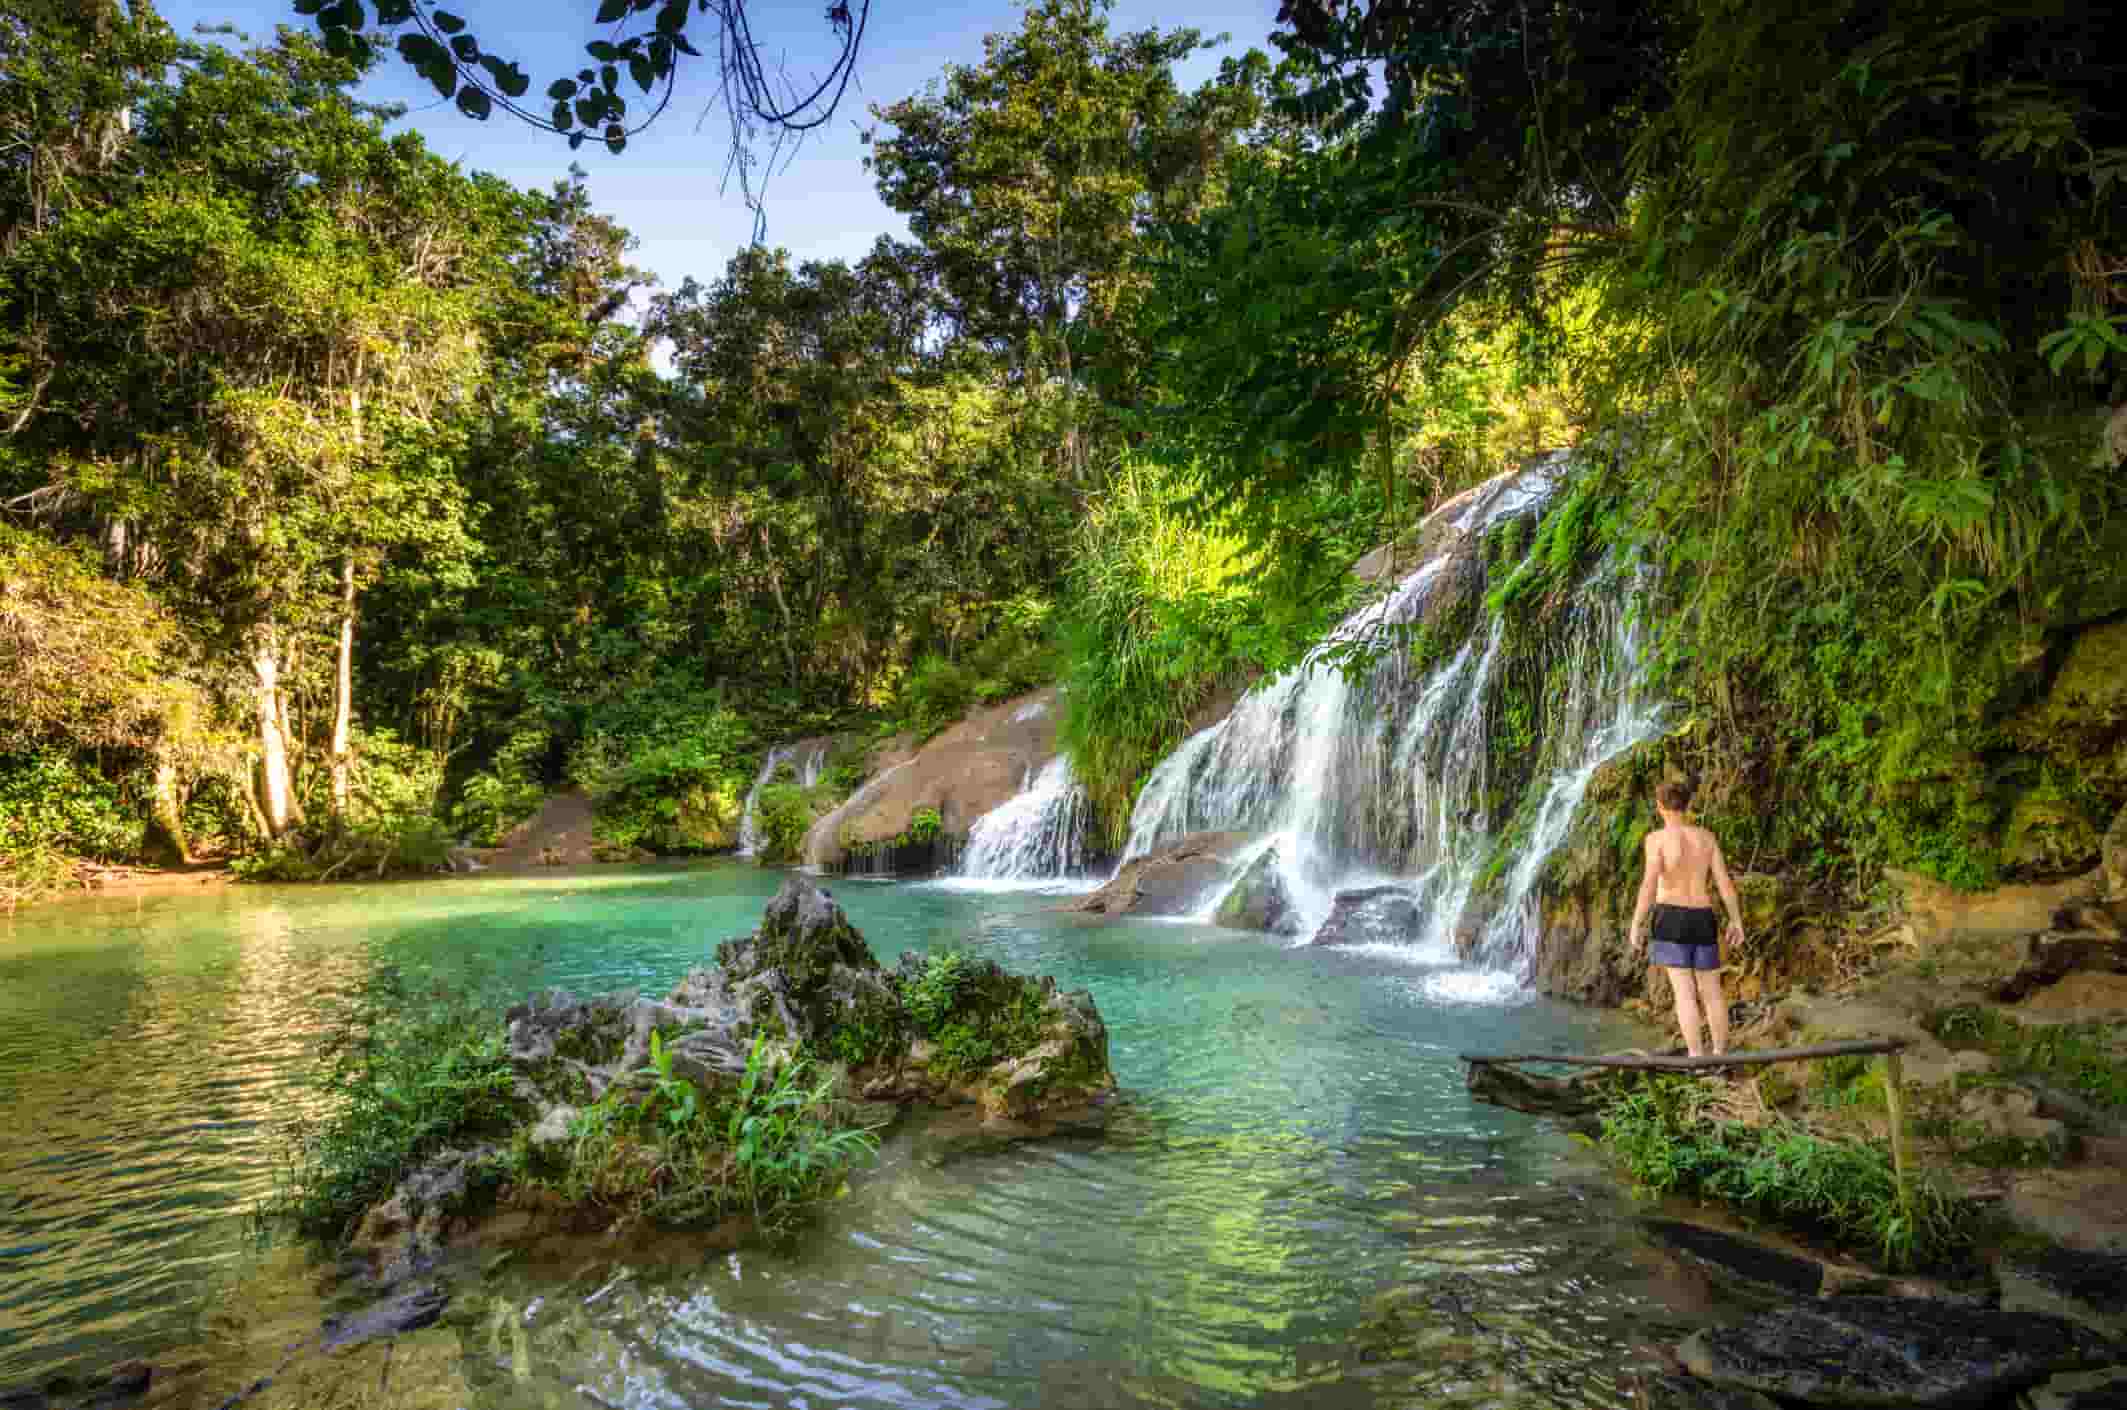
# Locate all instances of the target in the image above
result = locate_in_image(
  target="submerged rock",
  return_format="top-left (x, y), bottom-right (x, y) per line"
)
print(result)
top-left (1636, 1373), bottom-right (1781, 1410)
top-left (1678, 1295), bottom-right (2121, 1408)
top-left (1212, 846), bottom-right (1299, 936)
top-left (1308, 885), bottom-right (1420, 947)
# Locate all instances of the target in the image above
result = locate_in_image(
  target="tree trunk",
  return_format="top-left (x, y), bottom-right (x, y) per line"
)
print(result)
top-left (762, 528), bottom-right (801, 692)
top-left (146, 755), bottom-right (191, 865)
top-left (330, 556), bottom-right (355, 818)
top-left (252, 634), bottom-right (302, 838)
top-left (102, 516), bottom-right (128, 579)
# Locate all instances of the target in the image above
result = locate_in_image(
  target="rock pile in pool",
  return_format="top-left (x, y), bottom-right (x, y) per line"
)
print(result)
top-left (351, 875), bottom-right (1115, 1279)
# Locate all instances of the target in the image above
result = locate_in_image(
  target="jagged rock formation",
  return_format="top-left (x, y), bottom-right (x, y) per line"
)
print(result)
top-left (349, 876), bottom-right (1115, 1281)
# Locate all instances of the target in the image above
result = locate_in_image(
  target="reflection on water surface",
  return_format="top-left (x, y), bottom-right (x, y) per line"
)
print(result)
top-left (1, 867), bottom-right (1728, 1407)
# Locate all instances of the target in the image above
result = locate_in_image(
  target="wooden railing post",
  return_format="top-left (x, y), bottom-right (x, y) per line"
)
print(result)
top-left (1881, 1050), bottom-right (1913, 1233)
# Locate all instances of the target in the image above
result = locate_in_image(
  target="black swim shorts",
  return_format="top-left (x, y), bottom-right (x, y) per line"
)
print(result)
top-left (1649, 904), bottom-right (1721, 970)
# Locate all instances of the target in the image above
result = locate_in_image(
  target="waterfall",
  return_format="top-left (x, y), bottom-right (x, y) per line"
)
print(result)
top-left (956, 755), bottom-right (1092, 883)
top-left (735, 744), bottom-right (796, 859)
top-left (1116, 456), bottom-right (1663, 969)
top-left (736, 740), bottom-right (830, 860)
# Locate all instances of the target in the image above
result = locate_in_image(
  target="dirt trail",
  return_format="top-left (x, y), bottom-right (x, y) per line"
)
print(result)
top-left (485, 790), bottom-right (602, 871)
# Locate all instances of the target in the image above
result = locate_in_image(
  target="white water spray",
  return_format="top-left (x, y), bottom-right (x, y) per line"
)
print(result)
top-left (954, 755), bottom-right (1093, 883)
top-left (1116, 456), bottom-right (1663, 972)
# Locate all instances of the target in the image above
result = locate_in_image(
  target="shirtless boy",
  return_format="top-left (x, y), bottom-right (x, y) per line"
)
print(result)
top-left (1629, 778), bottom-right (1746, 1057)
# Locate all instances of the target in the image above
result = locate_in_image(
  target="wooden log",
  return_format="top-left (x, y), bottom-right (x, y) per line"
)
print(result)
top-left (1457, 1038), bottom-right (1907, 1072)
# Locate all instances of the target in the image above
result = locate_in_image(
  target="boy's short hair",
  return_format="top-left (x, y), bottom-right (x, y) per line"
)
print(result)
top-left (1655, 778), bottom-right (1694, 812)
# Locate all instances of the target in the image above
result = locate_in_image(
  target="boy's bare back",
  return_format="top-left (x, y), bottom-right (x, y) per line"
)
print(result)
top-left (1646, 823), bottom-right (1722, 908)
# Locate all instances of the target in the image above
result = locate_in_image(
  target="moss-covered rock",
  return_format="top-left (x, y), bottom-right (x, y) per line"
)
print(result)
top-left (1212, 845), bottom-right (1299, 936)
top-left (2012, 620), bottom-right (2127, 793)
top-left (348, 877), bottom-right (1116, 1274)
top-left (2004, 791), bottom-right (2104, 879)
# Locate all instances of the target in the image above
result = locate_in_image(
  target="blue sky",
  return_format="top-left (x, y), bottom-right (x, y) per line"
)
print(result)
top-left (155, 0), bottom-right (1282, 292)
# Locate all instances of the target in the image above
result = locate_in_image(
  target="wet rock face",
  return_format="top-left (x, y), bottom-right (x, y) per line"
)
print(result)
top-left (1677, 1296), bottom-right (2121, 1408)
top-left (673, 874), bottom-right (899, 1048)
top-left (866, 950), bottom-right (1115, 1121)
top-left (1308, 885), bottom-right (1420, 947)
top-left (1997, 1248), bottom-right (2127, 1340)
top-left (2023, 1366), bottom-right (2127, 1410)
top-left (1213, 847), bottom-right (1299, 936)
top-left (1073, 831), bottom-right (1253, 917)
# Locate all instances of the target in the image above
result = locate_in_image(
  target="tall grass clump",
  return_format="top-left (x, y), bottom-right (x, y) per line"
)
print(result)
top-left (1600, 1073), bottom-right (1970, 1271)
top-left (1053, 460), bottom-right (1260, 843)
top-left (267, 965), bottom-right (522, 1242)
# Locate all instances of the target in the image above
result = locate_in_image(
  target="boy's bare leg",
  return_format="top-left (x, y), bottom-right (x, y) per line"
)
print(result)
top-left (1665, 968), bottom-right (1705, 1056)
top-left (1695, 970), bottom-right (1729, 1055)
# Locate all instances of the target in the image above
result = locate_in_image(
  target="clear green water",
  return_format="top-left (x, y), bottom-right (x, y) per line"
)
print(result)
top-left (0, 866), bottom-right (1729, 1406)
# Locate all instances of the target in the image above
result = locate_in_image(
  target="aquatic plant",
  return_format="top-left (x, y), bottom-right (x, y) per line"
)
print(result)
top-left (267, 966), bottom-right (521, 1242)
top-left (1599, 1073), bottom-right (1970, 1271)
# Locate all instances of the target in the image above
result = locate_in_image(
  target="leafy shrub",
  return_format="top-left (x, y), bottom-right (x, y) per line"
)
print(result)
top-left (568, 681), bottom-right (753, 853)
top-left (901, 950), bottom-right (972, 1032)
top-left (753, 782), bottom-right (816, 863)
top-left (267, 966), bottom-right (521, 1242)
top-left (1055, 459), bottom-right (1315, 844)
top-left (179, 773), bottom-right (252, 856)
top-left (719, 1036), bottom-right (880, 1227)
top-left (1, 836), bottom-right (73, 910)
top-left (1600, 1073), bottom-right (1968, 1271)
top-left (451, 724), bottom-right (551, 845)
top-left (0, 750), bottom-right (145, 861)
top-left (894, 653), bottom-right (980, 741)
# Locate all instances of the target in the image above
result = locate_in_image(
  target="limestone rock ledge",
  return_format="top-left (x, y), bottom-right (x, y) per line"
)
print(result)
top-left (351, 875), bottom-right (1115, 1281)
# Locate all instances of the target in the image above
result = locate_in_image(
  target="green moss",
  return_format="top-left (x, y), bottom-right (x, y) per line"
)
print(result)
top-left (1810, 1053), bottom-right (1888, 1111)
top-left (1931, 1006), bottom-right (2127, 1111)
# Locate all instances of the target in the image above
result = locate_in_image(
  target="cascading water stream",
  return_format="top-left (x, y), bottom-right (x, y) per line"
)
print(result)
top-left (737, 740), bottom-right (830, 859)
top-left (1115, 456), bottom-right (1664, 969)
top-left (735, 744), bottom-right (795, 858)
top-left (955, 755), bottom-right (1093, 883)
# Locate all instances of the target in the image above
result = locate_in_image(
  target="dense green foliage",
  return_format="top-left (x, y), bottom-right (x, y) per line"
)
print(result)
top-left (1600, 1073), bottom-right (1970, 1270)
top-left (6, 0), bottom-right (2123, 902)
top-left (561, 1032), bottom-right (879, 1230)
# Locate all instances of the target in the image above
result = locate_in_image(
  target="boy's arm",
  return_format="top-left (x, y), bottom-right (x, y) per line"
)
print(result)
top-left (1628, 834), bottom-right (1659, 948)
top-left (1710, 839), bottom-right (1745, 943)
